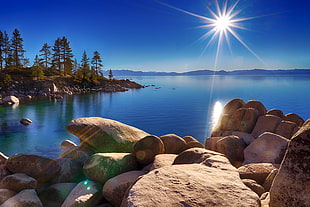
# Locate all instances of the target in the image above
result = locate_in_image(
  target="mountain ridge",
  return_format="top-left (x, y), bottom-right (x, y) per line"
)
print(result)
top-left (104, 69), bottom-right (310, 76)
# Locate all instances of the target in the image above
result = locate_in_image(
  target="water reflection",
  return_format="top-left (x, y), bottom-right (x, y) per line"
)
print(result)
top-left (211, 101), bottom-right (223, 130)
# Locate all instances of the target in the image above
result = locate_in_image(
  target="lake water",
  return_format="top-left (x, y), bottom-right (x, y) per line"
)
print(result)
top-left (0, 75), bottom-right (309, 158)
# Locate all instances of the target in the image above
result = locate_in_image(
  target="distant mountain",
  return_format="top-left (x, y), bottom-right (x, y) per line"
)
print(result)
top-left (105, 69), bottom-right (310, 76)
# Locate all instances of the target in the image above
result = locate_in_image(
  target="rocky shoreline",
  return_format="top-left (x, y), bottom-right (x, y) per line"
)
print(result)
top-left (0, 77), bottom-right (144, 105)
top-left (0, 98), bottom-right (309, 206)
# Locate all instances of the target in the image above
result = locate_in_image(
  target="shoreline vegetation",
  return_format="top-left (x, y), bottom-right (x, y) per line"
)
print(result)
top-left (0, 28), bottom-right (143, 105)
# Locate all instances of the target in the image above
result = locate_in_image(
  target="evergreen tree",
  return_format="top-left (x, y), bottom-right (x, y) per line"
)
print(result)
top-left (108, 69), bottom-right (113, 80)
top-left (31, 55), bottom-right (44, 79)
top-left (39, 43), bottom-right (51, 68)
top-left (73, 58), bottom-right (79, 74)
top-left (91, 51), bottom-right (103, 76)
top-left (10, 28), bottom-right (25, 68)
top-left (79, 51), bottom-right (90, 80)
top-left (61, 37), bottom-right (73, 76)
top-left (0, 31), bottom-right (3, 70)
top-left (52, 38), bottom-right (62, 75)
top-left (2, 31), bottom-right (10, 68)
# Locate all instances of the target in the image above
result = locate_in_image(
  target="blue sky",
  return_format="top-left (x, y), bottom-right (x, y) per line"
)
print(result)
top-left (1, 0), bottom-right (309, 72)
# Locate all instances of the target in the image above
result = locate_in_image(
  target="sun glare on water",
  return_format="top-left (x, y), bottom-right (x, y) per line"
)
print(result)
top-left (211, 101), bottom-right (223, 130)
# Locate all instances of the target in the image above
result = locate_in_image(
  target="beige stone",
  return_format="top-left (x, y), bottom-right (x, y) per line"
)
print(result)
top-left (244, 100), bottom-right (267, 116)
top-left (267, 109), bottom-right (285, 118)
top-left (284, 113), bottom-right (304, 127)
top-left (244, 132), bottom-right (289, 164)
top-left (242, 179), bottom-right (265, 196)
top-left (66, 117), bottom-right (150, 153)
top-left (251, 115), bottom-right (282, 138)
top-left (238, 163), bottom-right (278, 185)
top-left (122, 162), bottom-right (259, 207)
top-left (275, 120), bottom-right (297, 139)
top-left (143, 154), bottom-right (177, 171)
top-left (0, 189), bottom-right (43, 207)
top-left (173, 148), bottom-right (223, 165)
top-left (232, 131), bottom-right (255, 145)
top-left (159, 134), bottom-right (187, 154)
top-left (269, 119), bottom-right (310, 207)
top-left (103, 171), bottom-right (146, 207)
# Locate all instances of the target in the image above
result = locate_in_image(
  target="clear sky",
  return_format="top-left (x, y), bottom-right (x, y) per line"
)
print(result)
top-left (1, 0), bottom-right (309, 72)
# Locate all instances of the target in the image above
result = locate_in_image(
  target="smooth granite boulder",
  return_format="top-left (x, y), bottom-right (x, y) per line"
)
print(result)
top-left (61, 180), bottom-right (103, 207)
top-left (159, 134), bottom-right (187, 154)
top-left (173, 148), bottom-right (223, 165)
top-left (244, 132), bottom-right (289, 164)
top-left (133, 135), bottom-right (164, 165)
top-left (238, 163), bottom-right (279, 185)
top-left (267, 109), bottom-right (285, 119)
top-left (66, 117), bottom-right (150, 153)
top-left (122, 160), bottom-right (260, 207)
top-left (242, 179), bottom-right (265, 196)
top-left (229, 108), bottom-right (259, 133)
top-left (39, 183), bottom-right (77, 207)
top-left (244, 100), bottom-right (267, 116)
top-left (52, 158), bottom-right (85, 183)
top-left (3, 96), bottom-right (19, 105)
top-left (6, 154), bottom-right (60, 183)
top-left (0, 189), bottom-right (43, 207)
top-left (143, 154), bottom-right (177, 171)
top-left (83, 153), bottom-right (137, 184)
top-left (269, 119), bottom-right (310, 207)
top-left (0, 173), bottom-right (37, 192)
top-left (182, 136), bottom-right (204, 149)
top-left (284, 113), bottom-right (304, 127)
top-left (275, 120), bottom-right (297, 139)
top-left (0, 189), bottom-right (16, 205)
top-left (103, 171), bottom-right (146, 207)
top-left (222, 98), bottom-right (245, 116)
top-left (0, 153), bottom-right (9, 182)
top-left (232, 131), bottom-right (255, 145)
top-left (59, 146), bottom-right (92, 165)
top-left (251, 115), bottom-right (282, 138)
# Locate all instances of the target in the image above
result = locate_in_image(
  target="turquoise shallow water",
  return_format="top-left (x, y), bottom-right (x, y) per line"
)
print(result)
top-left (0, 75), bottom-right (309, 158)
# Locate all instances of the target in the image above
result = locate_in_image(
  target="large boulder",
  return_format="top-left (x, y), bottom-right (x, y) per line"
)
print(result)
top-left (269, 119), bottom-right (310, 207)
top-left (39, 183), bottom-right (77, 207)
top-left (83, 153), bottom-right (137, 184)
top-left (59, 146), bottom-right (92, 165)
top-left (66, 117), bottom-right (150, 153)
top-left (61, 140), bottom-right (78, 151)
top-left (0, 173), bottom-right (37, 192)
top-left (133, 135), bottom-right (164, 165)
top-left (243, 132), bottom-right (289, 164)
top-left (0, 189), bottom-right (43, 207)
top-left (122, 159), bottom-right (260, 207)
top-left (251, 115), bottom-right (282, 138)
top-left (229, 108), bottom-right (259, 133)
top-left (267, 109), bottom-right (285, 119)
top-left (275, 120), bottom-right (297, 139)
top-left (159, 134), bottom-right (187, 154)
top-left (143, 154), bottom-right (177, 171)
top-left (173, 148), bottom-right (223, 165)
top-left (51, 158), bottom-right (85, 183)
top-left (222, 98), bottom-right (245, 115)
top-left (61, 180), bottom-right (103, 207)
top-left (232, 131), bottom-right (255, 145)
top-left (284, 113), bottom-right (304, 127)
top-left (103, 171), bottom-right (146, 207)
top-left (0, 153), bottom-right (9, 182)
top-left (244, 100), bottom-right (267, 116)
top-left (6, 154), bottom-right (60, 183)
top-left (238, 163), bottom-right (279, 185)
top-left (0, 189), bottom-right (16, 205)
top-left (214, 135), bottom-right (246, 167)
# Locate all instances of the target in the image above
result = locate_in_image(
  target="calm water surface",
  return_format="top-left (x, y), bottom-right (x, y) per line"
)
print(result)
top-left (0, 75), bottom-right (309, 158)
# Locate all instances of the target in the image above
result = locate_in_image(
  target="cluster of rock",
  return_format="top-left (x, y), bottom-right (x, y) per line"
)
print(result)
top-left (0, 99), bottom-right (309, 206)
top-left (0, 79), bottom-right (143, 105)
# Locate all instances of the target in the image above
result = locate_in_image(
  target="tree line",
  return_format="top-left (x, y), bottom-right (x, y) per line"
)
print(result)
top-left (0, 28), bottom-right (112, 82)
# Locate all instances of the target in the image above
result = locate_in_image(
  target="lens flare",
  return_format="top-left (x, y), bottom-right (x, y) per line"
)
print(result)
top-left (211, 101), bottom-right (223, 130)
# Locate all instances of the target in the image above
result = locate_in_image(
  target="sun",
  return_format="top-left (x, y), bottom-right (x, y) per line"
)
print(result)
top-left (214, 16), bottom-right (232, 31)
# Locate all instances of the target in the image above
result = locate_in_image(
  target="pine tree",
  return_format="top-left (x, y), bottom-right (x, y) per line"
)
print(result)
top-left (39, 43), bottom-right (51, 69)
top-left (10, 28), bottom-right (25, 68)
top-left (109, 69), bottom-right (113, 80)
top-left (72, 58), bottom-right (79, 74)
top-left (2, 31), bottom-right (10, 68)
top-left (79, 51), bottom-right (90, 80)
top-left (52, 38), bottom-right (62, 75)
top-left (61, 37), bottom-right (73, 76)
top-left (91, 51), bottom-right (103, 76)
top-left (31, 55), bottom-right (44, 79)
top-left (0, 31), bottom-right (3, 70)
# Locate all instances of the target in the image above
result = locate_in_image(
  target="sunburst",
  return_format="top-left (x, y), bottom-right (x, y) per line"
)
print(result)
top-left (156, 0), bottom-right (265, 68)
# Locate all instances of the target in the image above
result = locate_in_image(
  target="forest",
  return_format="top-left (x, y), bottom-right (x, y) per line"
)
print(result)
top-left (0, 28), bottom-right (113, 86)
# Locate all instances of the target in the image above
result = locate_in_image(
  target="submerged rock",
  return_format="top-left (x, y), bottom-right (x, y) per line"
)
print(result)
top-left (20, 118), bottom-right (32, 126)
